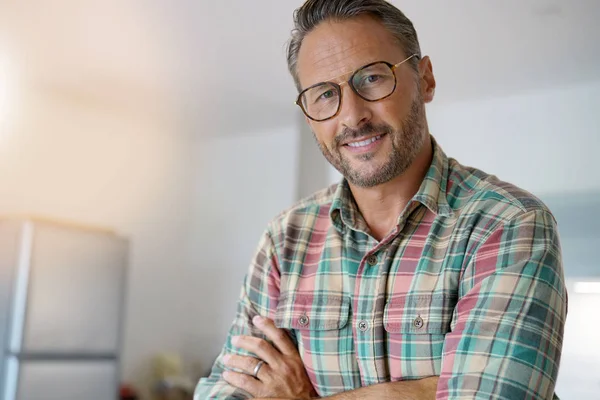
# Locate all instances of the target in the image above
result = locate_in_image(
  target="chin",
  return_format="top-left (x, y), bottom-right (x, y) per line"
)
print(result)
top-left (345, 166), bottom-right (389, 187)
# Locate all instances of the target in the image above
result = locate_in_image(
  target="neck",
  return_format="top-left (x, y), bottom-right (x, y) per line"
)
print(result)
top-left (348, 135), bottom-right (433, 241)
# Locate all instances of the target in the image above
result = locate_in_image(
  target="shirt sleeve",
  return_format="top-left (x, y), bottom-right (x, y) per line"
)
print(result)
top-left (437, 209), bottom-right (568, 399)
top-left (194, 228), bottom-right (282, 400)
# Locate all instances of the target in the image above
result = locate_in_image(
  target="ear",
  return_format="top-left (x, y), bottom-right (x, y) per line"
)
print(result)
top-left (419, 56), bottom-right (436, 103)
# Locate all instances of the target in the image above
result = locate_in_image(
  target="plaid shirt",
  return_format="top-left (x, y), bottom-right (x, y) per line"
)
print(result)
top-left (195, 137), bottom-right (567, 399)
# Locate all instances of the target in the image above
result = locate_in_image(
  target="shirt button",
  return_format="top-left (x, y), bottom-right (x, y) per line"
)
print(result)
top-left (358, 320), bottom-right (369, 332)
top-left (298, 315), bottom-right (309, 327)
top-left (366, 255), bottom-right (378, 266)
top-left (413, 316), bottom-right (424, 329)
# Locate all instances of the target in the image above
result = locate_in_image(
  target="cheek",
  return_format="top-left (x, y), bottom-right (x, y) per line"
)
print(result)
top-left (373, 101), bottom-right (404, 128)
top-left (310, 121), bottom-right (338, 147)
top-left (375, 89), bottom-right (414, 126)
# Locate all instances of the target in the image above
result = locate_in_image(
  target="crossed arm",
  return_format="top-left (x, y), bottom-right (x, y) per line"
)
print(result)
top-left (195, 209), bottom-right (567, 399)
top-left (222, 315), bottom-right (439, 400)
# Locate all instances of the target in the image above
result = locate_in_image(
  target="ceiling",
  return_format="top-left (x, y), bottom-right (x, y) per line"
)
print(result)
top-left (1, 0), bottom-right (599, 136)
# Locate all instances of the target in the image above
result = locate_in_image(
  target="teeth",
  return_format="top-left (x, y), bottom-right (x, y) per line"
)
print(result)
top-left (347, 135), bottom-right (382, 148)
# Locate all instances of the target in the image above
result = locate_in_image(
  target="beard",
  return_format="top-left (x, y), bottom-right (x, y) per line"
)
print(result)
top-left (315, 95), bottom-right (427, 188)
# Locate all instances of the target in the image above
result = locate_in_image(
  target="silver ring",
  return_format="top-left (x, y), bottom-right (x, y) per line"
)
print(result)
top-left (252, 360), bottom-right (265, 378)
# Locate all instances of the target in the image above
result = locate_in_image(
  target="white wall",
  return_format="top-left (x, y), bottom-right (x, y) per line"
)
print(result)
top-left (428, 80), bottom-right (600, 196)
top-left (296, 113), bottom-right (332, 199)
top-left (184, 126), bottom-right (299, 376)
top-left (0, 88), bottom-right (194, 397)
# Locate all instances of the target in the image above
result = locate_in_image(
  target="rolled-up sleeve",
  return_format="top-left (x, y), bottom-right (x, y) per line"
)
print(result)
top-left (194, 228), bottom-right (281, 399)
top-left (438, 209), bottom-right (567, 399)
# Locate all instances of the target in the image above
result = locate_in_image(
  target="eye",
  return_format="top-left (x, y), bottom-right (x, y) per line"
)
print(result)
top-left (360, 74), bottom-right (385, 86)
top-left (312, 89), bottom-right (337, 104)
top-left (319, 90), bottom-right (335, 100)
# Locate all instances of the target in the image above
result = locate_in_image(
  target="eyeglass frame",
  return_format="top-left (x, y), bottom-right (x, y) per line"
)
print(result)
top-left (294, 53), bottom-right (420, 122)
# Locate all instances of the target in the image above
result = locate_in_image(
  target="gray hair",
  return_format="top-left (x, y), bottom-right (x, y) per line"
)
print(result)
top-left (287, 0), bottom-right (422, 92)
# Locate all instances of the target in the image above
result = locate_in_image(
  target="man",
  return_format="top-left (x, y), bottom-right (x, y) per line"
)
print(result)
top-left (195, 0), bottom-right (567, 399)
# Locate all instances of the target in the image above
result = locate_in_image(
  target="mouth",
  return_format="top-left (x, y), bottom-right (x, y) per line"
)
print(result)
top-left (342, 133), bottom-right (387, 151)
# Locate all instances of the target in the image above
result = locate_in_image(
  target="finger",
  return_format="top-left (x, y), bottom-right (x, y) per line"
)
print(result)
top-left (253, 316), bottom-right (297, 355)
top-left (232, 335), bottom-right (281, 366)
top-left (222, 370), bottom-right (261, 397)
top-left (223, 354), bottom-right (271, 381)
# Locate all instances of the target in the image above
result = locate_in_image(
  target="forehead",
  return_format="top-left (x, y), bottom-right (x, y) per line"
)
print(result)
top-left (297, 15), bottom-right (406, 89)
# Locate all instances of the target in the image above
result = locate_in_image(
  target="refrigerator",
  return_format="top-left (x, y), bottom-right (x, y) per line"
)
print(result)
top-left (0, 217), bottom-right (128, 399)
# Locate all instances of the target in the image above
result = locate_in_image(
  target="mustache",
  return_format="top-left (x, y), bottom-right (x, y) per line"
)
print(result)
top-left (335, 122), bottom-right (394, 146)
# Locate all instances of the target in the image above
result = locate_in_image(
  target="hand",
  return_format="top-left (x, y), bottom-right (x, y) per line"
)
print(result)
top-left (222, 315), bottom-right (318, 399)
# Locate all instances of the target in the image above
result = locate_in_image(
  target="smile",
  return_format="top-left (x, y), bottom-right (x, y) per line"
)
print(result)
top-left (345, 134), bottom-right (384, 148)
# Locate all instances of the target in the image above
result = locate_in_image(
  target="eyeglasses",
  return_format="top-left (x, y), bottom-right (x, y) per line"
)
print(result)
top-left (295, 54), bottom-right (419, 122)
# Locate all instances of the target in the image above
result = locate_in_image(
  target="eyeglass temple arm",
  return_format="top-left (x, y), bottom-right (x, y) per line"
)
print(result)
top-left (393, 53), bottom-right (420, 68)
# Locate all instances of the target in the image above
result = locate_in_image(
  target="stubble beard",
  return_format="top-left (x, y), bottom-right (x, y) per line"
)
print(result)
top-left (315, 96), bottom-right (427, 188)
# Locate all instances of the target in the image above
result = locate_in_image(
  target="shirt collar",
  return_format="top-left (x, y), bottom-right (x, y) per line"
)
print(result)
top-left (329, 179), bottom-right (364, 233)
top-left (329, 135), bottom-right (454, 231)
top-left (412, 136), bottom-right (454, 218)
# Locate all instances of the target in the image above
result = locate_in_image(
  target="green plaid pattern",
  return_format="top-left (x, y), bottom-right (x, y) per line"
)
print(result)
top-left (195, 137), bottom-right (567, 399)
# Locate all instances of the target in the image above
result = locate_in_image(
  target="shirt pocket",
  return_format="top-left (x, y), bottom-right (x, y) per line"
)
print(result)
top-left (274, 293), bottom-right (350, 330)
top-left (384, 294), bottom-right (456, 334)
top-left (383, 294), bottom-right (456, 379)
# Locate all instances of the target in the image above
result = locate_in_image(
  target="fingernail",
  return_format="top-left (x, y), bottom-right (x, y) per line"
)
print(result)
top-left (222, 371), bottom-right (230, 380)
top-left (231, 336), bottom-right (239, 345)
top-left (253, 315), bottom-right (264, 325)
top-left (222, 354), bottom-right (230, 364)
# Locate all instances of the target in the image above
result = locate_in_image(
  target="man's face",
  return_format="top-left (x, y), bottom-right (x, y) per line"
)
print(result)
top-left (296, 15), bottom-right (435, 188)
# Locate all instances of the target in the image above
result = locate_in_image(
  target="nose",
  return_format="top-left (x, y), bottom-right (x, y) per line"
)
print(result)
top-left (337, 83), bottom-right (372, 129)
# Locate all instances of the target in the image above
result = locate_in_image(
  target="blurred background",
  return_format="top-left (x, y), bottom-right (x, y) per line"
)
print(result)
top-left (0, 0), bottom-right (598, 399)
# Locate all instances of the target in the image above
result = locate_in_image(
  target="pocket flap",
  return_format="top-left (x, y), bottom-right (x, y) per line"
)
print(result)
top-left (275, 293), bottom-right (350, 330)
top-left (384, 294), bottom-right (456, 334)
